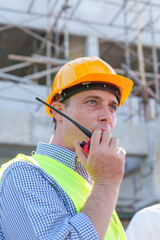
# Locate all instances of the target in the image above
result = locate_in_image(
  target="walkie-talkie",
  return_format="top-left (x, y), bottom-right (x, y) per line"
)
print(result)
top-left (36, 97), bottom-right (92, 154)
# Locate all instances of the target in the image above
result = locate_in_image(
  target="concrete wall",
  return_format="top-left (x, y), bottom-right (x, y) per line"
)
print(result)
top-left (0, 110), bottom-right (53, 147)
top-left (118, 120), bottom-right (160, 213)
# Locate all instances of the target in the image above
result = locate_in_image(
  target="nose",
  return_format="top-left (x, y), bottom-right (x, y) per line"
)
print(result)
top-left (97, 106), bottom-right (112, 123)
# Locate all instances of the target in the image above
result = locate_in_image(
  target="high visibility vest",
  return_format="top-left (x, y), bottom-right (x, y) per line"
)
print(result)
top-left (0, 153), bottom-right (126, 240)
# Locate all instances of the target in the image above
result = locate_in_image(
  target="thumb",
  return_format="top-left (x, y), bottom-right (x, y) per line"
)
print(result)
top-left (74, 140), bottom-right (88, 167)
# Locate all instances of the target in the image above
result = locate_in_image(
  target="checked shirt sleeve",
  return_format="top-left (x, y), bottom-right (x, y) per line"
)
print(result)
top-left (0, 161), bottom-right (100, 240)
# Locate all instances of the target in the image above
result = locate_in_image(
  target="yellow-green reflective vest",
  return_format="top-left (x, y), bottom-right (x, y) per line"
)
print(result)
top-left (0, 153), bottom-right (127, 240)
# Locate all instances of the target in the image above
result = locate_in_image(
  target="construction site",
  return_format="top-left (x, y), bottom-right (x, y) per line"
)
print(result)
top-left (0, 0), bottom-right (160, 228)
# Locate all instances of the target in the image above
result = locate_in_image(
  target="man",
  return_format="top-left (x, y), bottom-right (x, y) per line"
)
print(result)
top-left (0, 56), bottom-right (133, 239)
top-left (126, 204), bottom-right (160, 240)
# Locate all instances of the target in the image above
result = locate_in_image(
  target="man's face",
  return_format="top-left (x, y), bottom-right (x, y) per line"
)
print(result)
top-left (56, 89), bottom-right (118, 151)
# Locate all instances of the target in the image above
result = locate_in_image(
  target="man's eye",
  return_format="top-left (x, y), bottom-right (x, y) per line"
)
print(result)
top-left (109, 105), bottom-right (117, 111)
top-left (88, 100), bottom-right (96, 105)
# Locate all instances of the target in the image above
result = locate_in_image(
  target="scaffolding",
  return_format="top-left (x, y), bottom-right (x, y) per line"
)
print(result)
top-left (0, 0), bottom-right (160, 121)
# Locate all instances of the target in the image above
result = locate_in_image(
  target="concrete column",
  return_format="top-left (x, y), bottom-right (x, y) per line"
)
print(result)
top-left (85, 35), bottom-right (100, 57)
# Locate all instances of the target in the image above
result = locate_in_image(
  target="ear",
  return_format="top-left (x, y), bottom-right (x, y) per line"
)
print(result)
top-left (51, 101), bottom-right (64, 122)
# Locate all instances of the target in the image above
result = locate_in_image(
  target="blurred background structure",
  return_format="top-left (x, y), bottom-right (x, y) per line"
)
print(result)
top-left (0, 0), bottom-right (160, 228)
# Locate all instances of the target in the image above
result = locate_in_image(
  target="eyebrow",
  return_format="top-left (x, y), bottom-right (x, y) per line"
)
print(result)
top-left (83, 95), bottom-right (102, 101)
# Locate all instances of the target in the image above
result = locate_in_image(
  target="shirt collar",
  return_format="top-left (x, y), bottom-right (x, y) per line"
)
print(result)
top-left (35, 142), bottom-right (76, 170)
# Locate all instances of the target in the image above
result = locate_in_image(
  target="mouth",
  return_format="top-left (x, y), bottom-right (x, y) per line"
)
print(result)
top-left (91, 126), bottom-right (112, 133)
top-left (101, 123), bottom-right (112, 132)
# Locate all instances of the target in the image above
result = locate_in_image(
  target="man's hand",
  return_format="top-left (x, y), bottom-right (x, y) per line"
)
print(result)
top-left (75, 129), bottom-right (126, 187)
top-left (75, 129), bottom-right (126, 239)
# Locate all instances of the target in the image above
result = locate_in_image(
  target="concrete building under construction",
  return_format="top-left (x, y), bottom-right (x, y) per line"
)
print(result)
top-left (0, 0), bottom-right (160, 228)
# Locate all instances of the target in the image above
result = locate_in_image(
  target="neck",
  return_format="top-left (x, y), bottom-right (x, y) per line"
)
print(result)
top-left (50, 132), bottom-right (76, 152)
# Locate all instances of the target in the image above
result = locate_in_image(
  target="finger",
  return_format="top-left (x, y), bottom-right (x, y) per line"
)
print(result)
top-left (74, 140), bottom-right (87, 166)
top-left (100, 130), bottom-right (111, 147)
top-left (90, 129), bottom-right (102, 151)
top-left (109, 137), bottom-right (119, 151)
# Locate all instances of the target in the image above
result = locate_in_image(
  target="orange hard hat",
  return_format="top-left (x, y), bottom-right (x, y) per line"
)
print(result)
top-left (45, 56), bottom-right (133, 117)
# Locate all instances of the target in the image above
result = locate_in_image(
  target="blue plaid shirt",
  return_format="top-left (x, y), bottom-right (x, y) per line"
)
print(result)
top-left (0, 142), bottom-right (99, 239)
